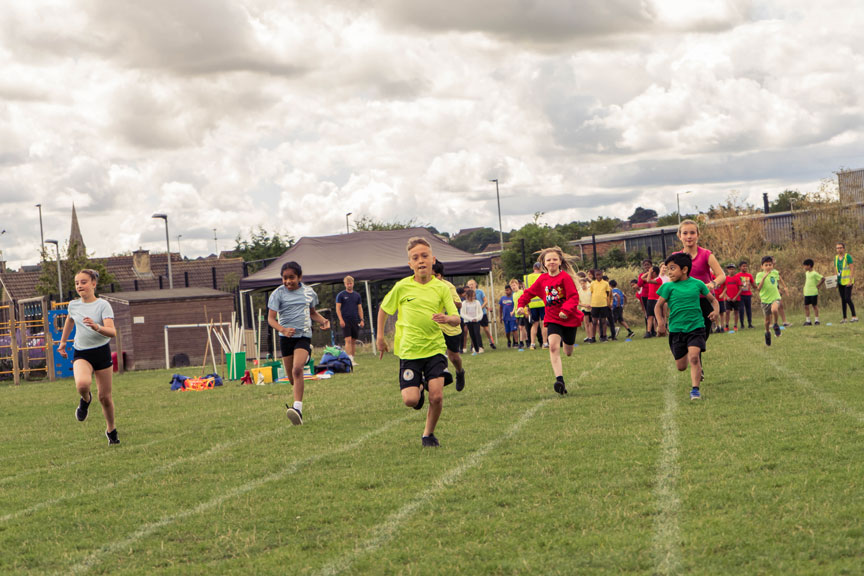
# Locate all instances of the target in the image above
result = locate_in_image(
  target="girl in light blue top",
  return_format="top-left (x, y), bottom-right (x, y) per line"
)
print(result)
top-left (59, 269), bottom-right (120, 445)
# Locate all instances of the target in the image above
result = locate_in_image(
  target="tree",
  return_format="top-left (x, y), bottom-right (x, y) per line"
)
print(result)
top-left (233, 227), bottom-right (294, 262)
top-left (500, 223), bottom-right (570, 279)
top-left (705, 191), bottom-right (760, 219)
top-left (449, 227), bottom-right (502, 253)
top-left (770, 189), bottom-right (807, 213)
top-left (36, 240), bottom-right (117, 300)
top-left (587, 216), bottom-right (622, 235)
top-left (628, 206), bottom-right (658, 224)
top-left (351, 216), bottom-right (419, 231)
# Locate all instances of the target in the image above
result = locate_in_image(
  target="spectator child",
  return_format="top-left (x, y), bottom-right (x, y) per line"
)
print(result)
top-left (510, 278), bottom-right (529, 350)
top-left (755, 256), bottom-right (788, 346)
top-left (461, 289), bottom-right (484, 354)
top-left (609, 280), bottom-right (634, 338)
top-left (335, 275), bottom-right (364, 366)
top-left (516, 247), bottom-right (583, 395)
top-left (590, 270), bottom-right (613, 342)
top-left (499, 284), bottom-right (518, 348)
top-left (467, 279), bottom-right (497, 348)
top-left (644, 265), bottom-right (663, 337)
top-left (377, 237), bottom-right (461, 447)
top-left (736, 261), bottom-right (755, 328)
top-left (722, 264), bottom-right (742, 331)
top-left (577, 272), bottom-right (594, 342)
top-left (802, 259), bottom-right (825, 326)
top-left (433, 261), bottom-right (466, 391)
top-left (655, 253), bottom-right (720, 400)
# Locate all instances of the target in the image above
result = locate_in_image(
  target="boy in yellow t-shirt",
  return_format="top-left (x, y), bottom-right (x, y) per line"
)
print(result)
top-left (377, 237), bottom-right (461, 448)
top-left (589, 271), bottom-right (613, 342)
top-left (510, 278), bottom-right (529, 351)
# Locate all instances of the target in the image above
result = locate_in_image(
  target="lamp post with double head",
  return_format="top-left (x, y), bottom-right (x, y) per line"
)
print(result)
top-left (151, 214), bottom-right (173, 289)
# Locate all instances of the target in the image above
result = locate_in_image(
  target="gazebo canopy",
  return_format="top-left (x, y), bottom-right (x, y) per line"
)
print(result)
top-left (239, 228), bottom-right (493, 290)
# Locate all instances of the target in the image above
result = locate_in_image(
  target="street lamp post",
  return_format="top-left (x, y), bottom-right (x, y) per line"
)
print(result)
top-left (45, 239), bottom-right (63, 301)
top-left (490, 179), bottom-right (504, 250)
top-left (177, 234), bottom-right (183, 259)
top-left (151, 214), bottom-right (173, 289)
top-left (0, 230), bottom-right (6, 273)
top-left (676, 191), bottom-right (692, 224)
top-left (345, 212), bottom-right (352, 235)
top-left (36, 203), bottom-right (45, 252)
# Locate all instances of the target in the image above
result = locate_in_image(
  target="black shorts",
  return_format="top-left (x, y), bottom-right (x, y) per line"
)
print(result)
top-left (804, 295), bottom-right (818, 306)
top-left (529, 307), bottom-right (545, 323)
top-left (479, 313), bottom-right (489, 327)
top-left (399, 354), bottom-right (447, 390)
top-left (726, 300), bottom-right (740, 311)
top-left (443, 332), bottom-right (462, 354)
top-left (592, 306), bottom-right (610, 320)
top-left (645, 300), bottom-right (658, 317)
top-left (73, 343), bottom-right (112, 371)
top-left (613, 307), bottom-right (624, 323)
top-left (517, 316), bottom-right (530, 327)
top-left (669, 330), bottom-right (706, 360)
top-left (546, 323), bottom-right (577, 346)
top-left (641, 296), bottom-right (649, 315)
top-left (342, 320), bottom-right (360, 339)
top-left (717, 301), bottom-right (727, 313)
top-left (280, 336), bottom-right (311, 357)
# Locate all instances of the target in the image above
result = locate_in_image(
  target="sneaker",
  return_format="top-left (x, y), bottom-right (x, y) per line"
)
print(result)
top-left (413, 387), bottom-right (425, 411)
top-left (852, 317), bottom-right (859, 323)
top-left (421, 434), bottom-right (440, 447)
top-left (773, 323), bottom-right (781, 337)
top-left (615, 327), bottom-right (621, 338)
top-left (285, 405), bottom-right (304, 425)
top-left (530, 344), bottom-right (536, 350)
top-left (349, 355), bottom-right (357, 366)
top-left (553, 379), bottom-right (568, 395)
top-left (507, 341), bottom-right (512, 348)
top-left (75, 393), bottom-right (92, 422)
top-left (815, 320), bottom-right (821, 325)
top-left (478, 347), bottom-right (485, 354)
top-left (782, 322), bottom-right (791, 327)
top-left (627, 330), bottom-right (634, 338)
top-left (542, 343), bottom-right (549, 349)
top-left (840, 319), bottom-right (848, 324)
top-left (455, 370), bottom-right (466, 392)
top-left (588, 338), bottom-right (596, 343)
top-left (442, 370), bottom-right (453, 387)
top-left (490, 342), bottom-right (497, 349)
top-left (803, 321), bottom-right (812, 326)
top-left (599, 336), bottom-right (608, 342)
top-left (471, 351), bottom-right (477, 356)
top-left (583, 337), bottom-right (591, 343)
top-left (643, 332), bottom-right (653, 339)
top-left (106, 429), bottom-right (120, 445)
top-left (748, 324), bottom-right (754, 328)
top-left (765, 330), bottom-right (771, 346)
top-left (690, 387), bottom-right (701, 400)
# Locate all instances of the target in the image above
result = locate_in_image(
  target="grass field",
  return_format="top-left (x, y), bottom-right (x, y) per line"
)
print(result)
top-left (2, 315), bottom-right (864, 575)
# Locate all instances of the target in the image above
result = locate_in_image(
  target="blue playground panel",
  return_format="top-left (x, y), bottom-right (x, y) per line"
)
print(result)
top-left (48, 310), bottom-right (74, 378)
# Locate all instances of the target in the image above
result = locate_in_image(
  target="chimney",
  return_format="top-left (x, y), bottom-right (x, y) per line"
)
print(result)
top-left (763, 193), bottom-right (770, 214)
top-left (133, 248), bottom-right (152, 277)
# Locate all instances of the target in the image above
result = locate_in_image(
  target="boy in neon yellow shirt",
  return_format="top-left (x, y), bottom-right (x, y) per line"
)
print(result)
top-left (377, 237), bottom-right (461, 447)
top-left (755, 255), bottom-right (788, 346)
top-left (802, 258), bottom-right (825, 326)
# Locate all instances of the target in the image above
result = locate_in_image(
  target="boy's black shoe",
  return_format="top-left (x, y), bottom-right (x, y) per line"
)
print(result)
top-left (455, 370), bottom-right (466, 392)
top-left (490, 342), bottom-right (497, 349)
top-left (803, 321), bottom-right (812, 326)
top-left (413, 387), bottom-right (425, 411)
top-left (773, 323), bottom-right (781, 337)
top-left (106, 429), bottom-right (120, 445)
top-left (627, 330), bottom-right (634, 337)
top-left (765, 330), bottom-right (771, 346)
top-left (599, 336), bottom-right (608, 342)
top-left (285, 405), bottom-right (304, 425)
top-left (643, 332), bottom-right (653, 338)
top-left (588, 338), bottom-right (596, 343)
top-left (442, 370), bottom-right (453, 387)
top-left (421, 434), bottom-right (440, 447)
top-left (553, 378), bottom-right (568, 395)
top-left (75, 393), bottom-right (92, 422)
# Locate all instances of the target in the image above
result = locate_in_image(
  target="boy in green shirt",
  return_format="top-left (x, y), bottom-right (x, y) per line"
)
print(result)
top-left (802, 258), bottom-right (825, 326)
top-left (377, 237), bottom-right (461, 447)
top-left (755, 255), bottom-right (788, 346)
top-left (655, 252), bottom-right (719, 400)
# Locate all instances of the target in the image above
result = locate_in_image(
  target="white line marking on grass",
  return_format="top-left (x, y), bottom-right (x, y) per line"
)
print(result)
top-left (814, 339), bottom-right (864, 359)
top-left (652, 366), bottom-right (681, 576)
top-left (59, 414), bottom-right (412, 576)
top-left (313, 399), bottom-right (549, 576)
top-left (761, 352), bottom-right (864, 424)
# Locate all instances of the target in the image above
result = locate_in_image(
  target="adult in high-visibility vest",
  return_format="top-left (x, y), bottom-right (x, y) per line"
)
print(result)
top-left (835, 242), bottom-right (858, 323)
top-left (524, 262), bottom-right (548, 349)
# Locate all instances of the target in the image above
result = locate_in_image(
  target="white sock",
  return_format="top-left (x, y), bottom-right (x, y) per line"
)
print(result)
top-left (815, 317), bottom-right (819, 322)
top-left (805, 316), bottom-right (810, 322)
top-left (293, 401), bottom-right (303, 412)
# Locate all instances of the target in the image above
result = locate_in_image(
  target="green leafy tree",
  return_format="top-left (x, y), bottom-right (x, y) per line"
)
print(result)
top-left (770, 189), bottom-right (807, 212)
top-left (628, 206), bottom-right (658, 224)
top-left (36, 240), bottom-right (116, 300)
top-left (500, 223), bottom-right (570, 279)
top-left (449, 227), bottom-right (502, 253)
top-left (587, 216), bottom-right (622, 235)
top-left (351, 216), bottom-right (420, 231)
top-left (657, 213), bottom-right (696, 226)
top-left (233, 227), bottom-right (294, 262)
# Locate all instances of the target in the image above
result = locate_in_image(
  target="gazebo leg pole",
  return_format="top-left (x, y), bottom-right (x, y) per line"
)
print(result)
top-left (365, 281), bottom-right (376, 355)
top-left (488, 271), bottom-right (498, 348)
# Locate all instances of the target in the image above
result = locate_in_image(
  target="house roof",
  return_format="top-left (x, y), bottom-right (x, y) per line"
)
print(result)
top-left (102, 287), bottom-right (232, 304)
top-left (569, 225), bottom-right (680, 246)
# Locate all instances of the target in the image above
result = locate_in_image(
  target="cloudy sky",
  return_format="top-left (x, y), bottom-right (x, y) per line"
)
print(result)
top-left (1, 0), bottom-right (862, 269)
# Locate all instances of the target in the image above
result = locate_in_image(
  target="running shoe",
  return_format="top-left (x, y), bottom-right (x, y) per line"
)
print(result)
top-left (773, 323), bottom-right (782, 337)
top-left (840, 319), bottom-right (848, 324)
top-left (490, 342), bottom-right (497, 349)
top-left (782, 322), bottom-right (791, 327)
top-left (442, 370), bottom-right (453, 387)
top-left (802, 321), bottom-right (812, 326)
top-left (106, 429), bottom-right (120, 445)
top-left (765, 330), bottom-right (771, 346)
top-left (690, 387), bottom-right (701, 400)
top-left (553, 379), bottom-right (568, 395)
top-left (75, 393), bottom-right (92, 422)
top-left (285, 405), bottom-right (304, 425)
top-left (814, 320), bottom-right (821, 325)
top-left (455, 370), bottom-right (466, 392)
top-left (478, 347), bottom-right (485, 354)
top-left (852, 317), bottom-right (859, 323)
top-left (421, 434), bottom-right (440, 447)
top-left (413, 388), bottom-right (425, 411)
top-left (542, 343), bottom-right (549, 349)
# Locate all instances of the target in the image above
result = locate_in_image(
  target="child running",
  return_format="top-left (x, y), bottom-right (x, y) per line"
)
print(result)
top-left (755, 256), bottom-right (788, 346)
top-left (432, 261), bottom-right (466, 390)
top-left (654, 253), bottom-right (720, 400)
top-left (516, 247), bottom-right (583, 395)
top-left (377, 237), bottom-right (460, 447)
top-left (802, 259), bottom-right (825, 326)
top-left (267, 261), bottom-right (330, 425)
top-left (59, 269), bottom-right (120, 445)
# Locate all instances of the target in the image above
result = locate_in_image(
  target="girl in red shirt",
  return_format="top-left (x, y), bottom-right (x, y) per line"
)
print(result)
top-left (516, 247), bottom-right (583, 396)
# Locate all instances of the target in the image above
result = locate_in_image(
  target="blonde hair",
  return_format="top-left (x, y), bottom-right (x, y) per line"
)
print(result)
top-left (406, 237), bottom-right (431, 252)
top-left (677, 219), bottom-right (700, 236)
top-left (344, 275), bottom-right (354, 283)
top-left (537, 246), bottom-right (577, 277)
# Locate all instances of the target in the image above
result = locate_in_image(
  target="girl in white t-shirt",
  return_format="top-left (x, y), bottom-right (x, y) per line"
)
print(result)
top-left (59, 269), bottom-right (119, 445)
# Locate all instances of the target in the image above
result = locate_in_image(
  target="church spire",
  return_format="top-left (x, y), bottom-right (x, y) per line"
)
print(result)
top-left (69, 204), bottom-right (86, 258)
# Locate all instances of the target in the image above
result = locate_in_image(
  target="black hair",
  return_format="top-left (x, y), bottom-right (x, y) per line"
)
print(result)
top-left (837, 242), bottom-right (846, 249)
top-left (629, 278), bottom-right (638, 284)
top-left (739, 260), bottom-right (748, 266)
top-left (609, 279), bottom-right (618, 287)
top-left (281, 261), bottom-right (302, 277)
top-left (664, 253), bottom-right (692, 276)
top-left (760, 255), bottom-right (774, 265)
top-left (652, 266), bottom-right (660, 275)
top-left (432, 261), bottom-right (444, 275)
top-left (456, 286), bottom-right (465, 296)
top-left (803, 258), bottom-right (814, 267)
top-left (602, 275), bottom-right (609, 281)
